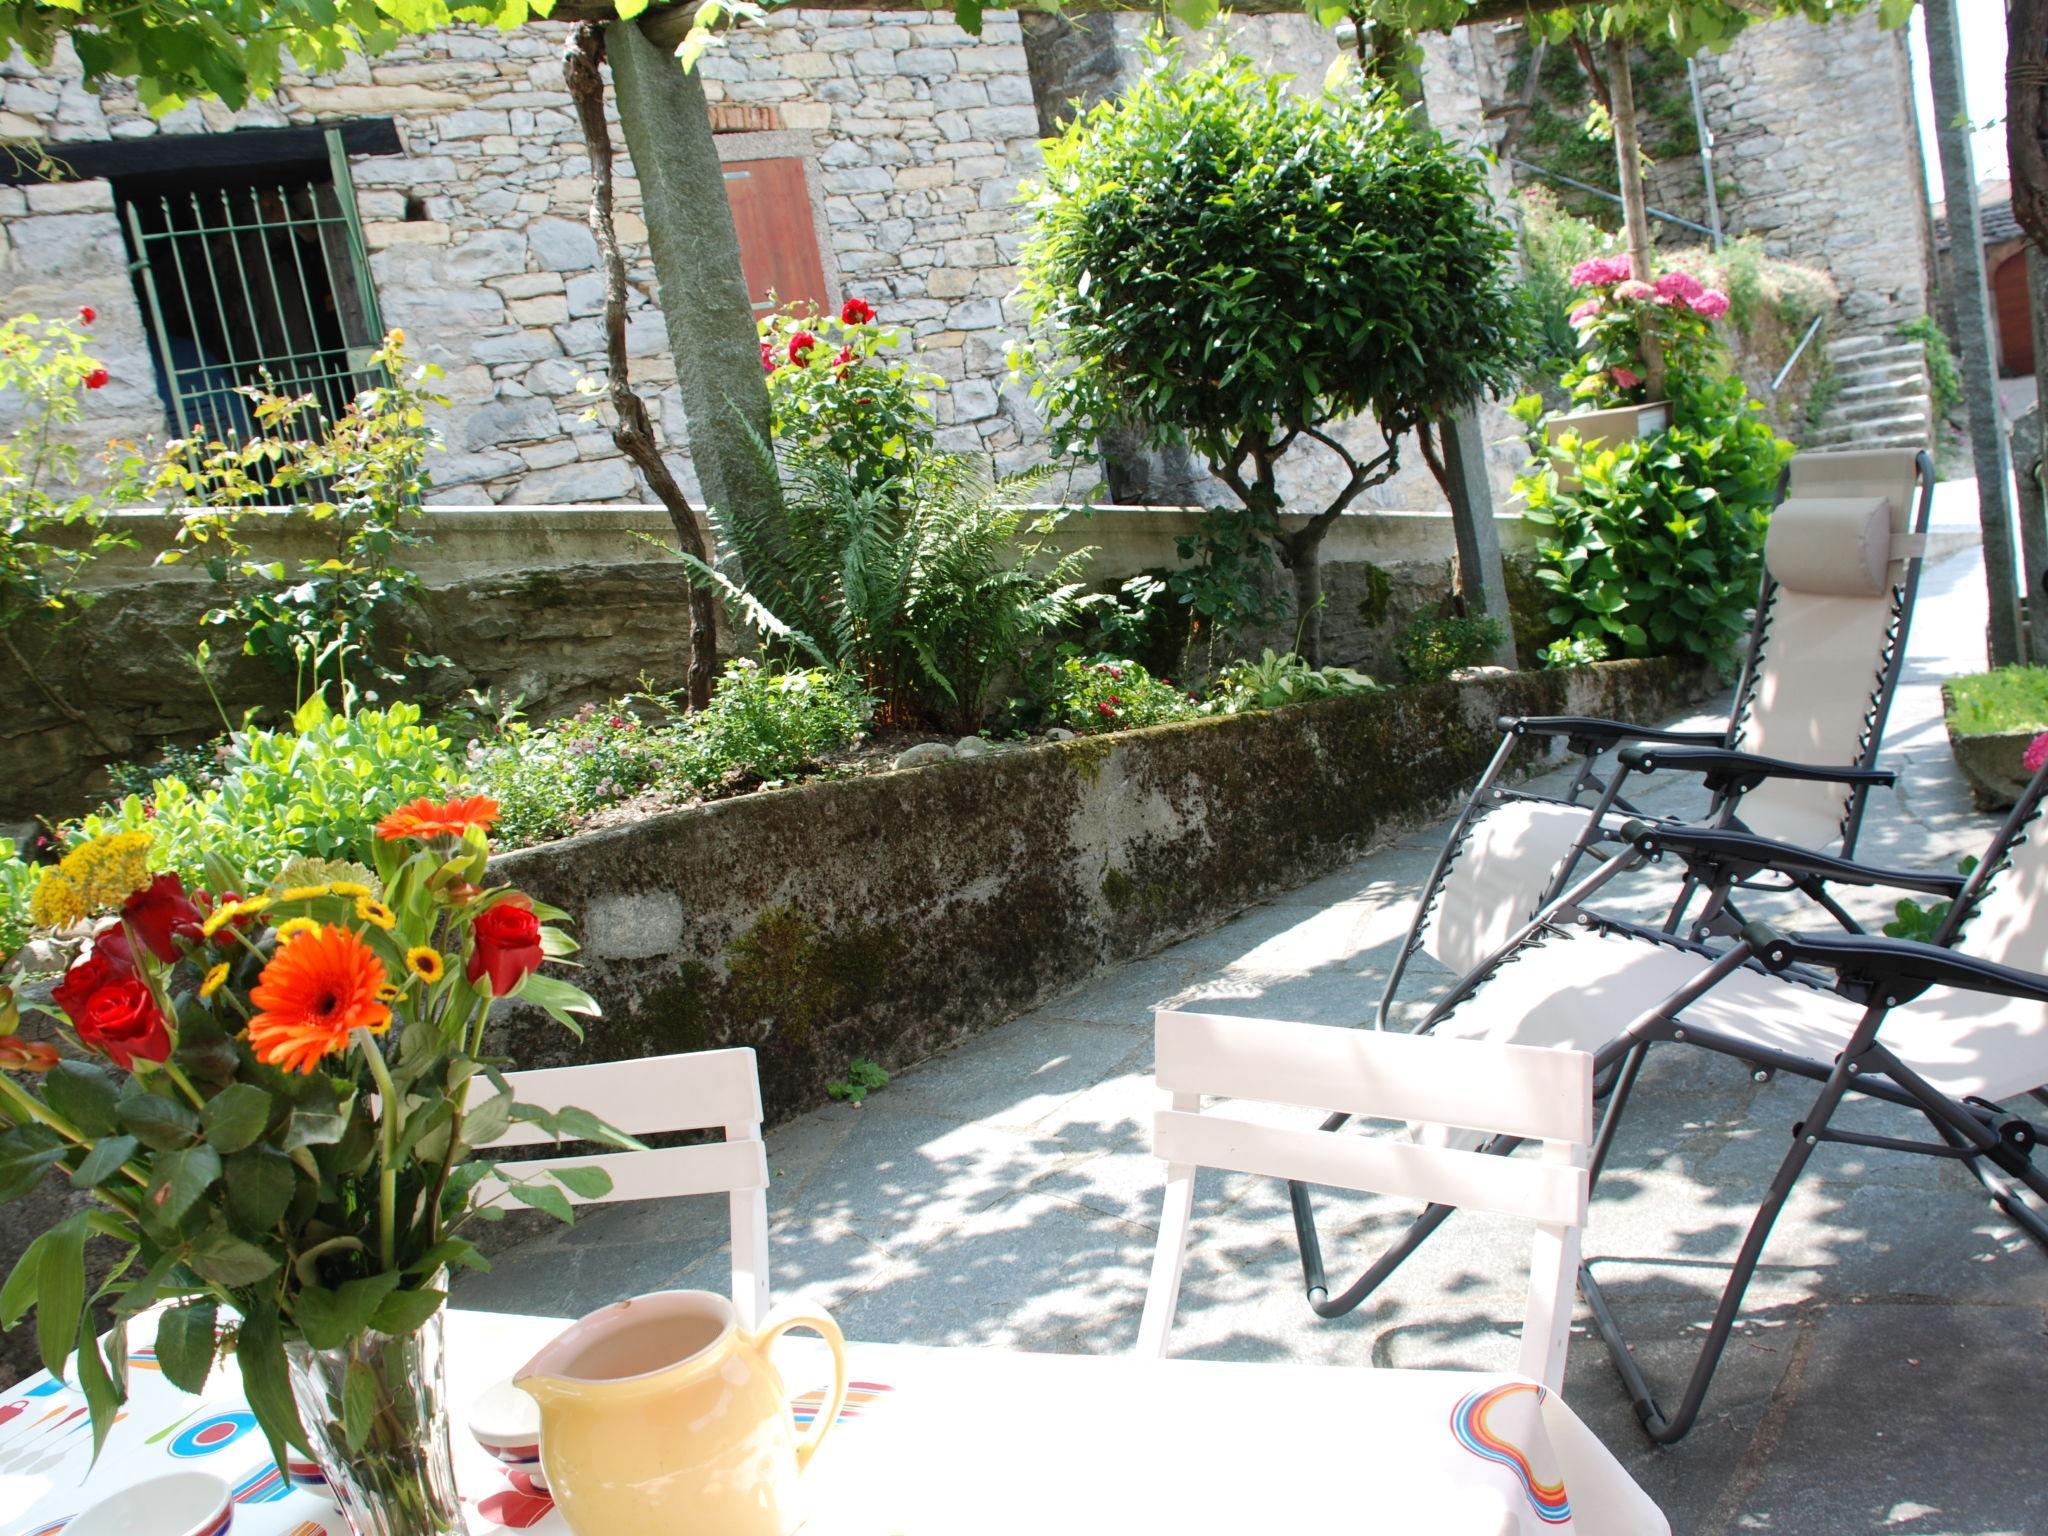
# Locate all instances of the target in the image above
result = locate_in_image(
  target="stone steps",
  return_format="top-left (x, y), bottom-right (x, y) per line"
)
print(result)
top-left (1806, 329), bottom-right (1933, 453)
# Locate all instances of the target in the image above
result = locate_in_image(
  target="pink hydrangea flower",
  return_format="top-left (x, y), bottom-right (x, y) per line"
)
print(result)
top-left (1612, 279), bottom-right (1655, 302)
top-left (1611, 366), bottom-right (1642, 390)
top-left (1652, 270), bottom-right (1705, 306)
top-left (2025, 731), bottom-right (2048, 776)
top-left (1691, 288), bottom-right (1731, 320)
top-left (1568, 254), bottom-right (1633, 289)
top-left (1567, 298), bottom-right (1602, 328)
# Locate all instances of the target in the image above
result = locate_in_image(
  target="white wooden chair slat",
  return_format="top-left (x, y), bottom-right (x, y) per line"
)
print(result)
top-left (1151, 1111), bottom-right (1587, 1228)
top-left (1139, 1011), bottom-right (1594, 1394)
top-left (1154, 1009), bottom-right (1592, 1145)
top-left (477, 1048), bottom-right (772, 1328)
top-left (485, 1047), bottom-right (764, 1146)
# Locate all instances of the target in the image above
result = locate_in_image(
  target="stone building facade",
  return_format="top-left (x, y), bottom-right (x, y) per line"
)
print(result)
top-left (0, 6), bottom-right (1935, 518)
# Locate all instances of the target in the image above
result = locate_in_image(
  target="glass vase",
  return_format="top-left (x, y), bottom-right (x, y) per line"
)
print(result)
top-left (285, 1296), bottom-right (467, 1536)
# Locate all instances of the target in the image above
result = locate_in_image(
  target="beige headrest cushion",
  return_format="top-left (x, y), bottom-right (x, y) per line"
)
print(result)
top-left (1764, 496), bottom-right (1894, 596)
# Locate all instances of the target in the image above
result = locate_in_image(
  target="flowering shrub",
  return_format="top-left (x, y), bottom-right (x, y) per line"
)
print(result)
top-left (759, 299), bottom-right (944, 495)
top-left (0, 802), bottom-right (617, 1467)
top-left (1053, 656), bottom-right (1201, 735)
top-left (682, 660), bottom-right (869, 784)
top-left (1513, 255), bottom-right (1791, 672)
top-left (1558, 254), bottom-right (1731, 408)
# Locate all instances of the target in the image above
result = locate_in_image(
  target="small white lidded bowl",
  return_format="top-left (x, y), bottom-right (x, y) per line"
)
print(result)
top-left (68, 1470), bottom-right (234, 1536)
top-left (468, 1377), bottom-right (548, 1491)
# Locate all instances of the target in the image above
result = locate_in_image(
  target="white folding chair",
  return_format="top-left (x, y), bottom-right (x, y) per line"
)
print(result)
top-left (477, 1047), bottom-right (772, 1327)
top-left (1137, 1010), bottom-right (1592, 1393)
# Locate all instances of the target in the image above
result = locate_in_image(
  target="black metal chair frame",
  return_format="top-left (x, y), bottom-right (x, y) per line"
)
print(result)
top-left (1290, 791), bottom-right (2048, 1444)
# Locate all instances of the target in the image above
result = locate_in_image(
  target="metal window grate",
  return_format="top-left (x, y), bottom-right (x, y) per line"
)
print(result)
top-left (120, 128), bottom-right (385, 493)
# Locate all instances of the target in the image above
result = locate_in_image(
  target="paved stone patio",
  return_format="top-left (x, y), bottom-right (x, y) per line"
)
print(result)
top-left (459, 542), bottom-right (2048, 1536)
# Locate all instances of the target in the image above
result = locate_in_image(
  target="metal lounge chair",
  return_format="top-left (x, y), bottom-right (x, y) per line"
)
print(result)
top-left (1288, 762), bottom-right (2048, 1443)
top-left (1375, 446), bottom-right (1937, 1026)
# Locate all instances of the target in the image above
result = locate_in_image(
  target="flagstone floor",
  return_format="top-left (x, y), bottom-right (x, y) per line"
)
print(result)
top-left (460, 543), bottom-right (2047, 1536)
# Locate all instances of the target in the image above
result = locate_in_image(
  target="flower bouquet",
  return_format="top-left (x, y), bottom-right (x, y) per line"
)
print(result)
top-left (0, 795), bottom-right (623, 1536)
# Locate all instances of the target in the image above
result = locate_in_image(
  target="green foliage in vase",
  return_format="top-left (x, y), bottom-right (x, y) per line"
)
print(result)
top-left (122, 331), bottom-right (449, 710)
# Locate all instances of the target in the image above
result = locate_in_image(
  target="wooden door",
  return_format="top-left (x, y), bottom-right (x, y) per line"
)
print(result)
top-left (723, 158), bottom-right (830, 319)
top-left (1995, 250), bottom-right (2034, 377)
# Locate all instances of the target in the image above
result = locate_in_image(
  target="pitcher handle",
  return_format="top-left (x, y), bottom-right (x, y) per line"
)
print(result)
top-left (749, 1302), bottom-right (849, 1474)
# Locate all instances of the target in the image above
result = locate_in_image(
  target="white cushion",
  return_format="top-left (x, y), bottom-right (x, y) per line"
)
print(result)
top-left (1765, 496), bottom-right (1894, 596)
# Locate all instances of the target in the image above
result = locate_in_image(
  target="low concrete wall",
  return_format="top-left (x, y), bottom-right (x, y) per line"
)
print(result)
top-left (7, 503), bottom-right (1553, 822)
top-left (488, 656), bottom-right (1714, 1122)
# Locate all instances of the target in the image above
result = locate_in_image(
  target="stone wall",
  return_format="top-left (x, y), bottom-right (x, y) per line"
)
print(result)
top-left (486, 655), bottom-right (1714, 1122)
top-left (1690, 13), bottom-right (1932, 340)
top-left (0, 503), bottom-right (1562, 824)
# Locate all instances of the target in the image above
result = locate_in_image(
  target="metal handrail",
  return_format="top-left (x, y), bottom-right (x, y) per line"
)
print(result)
top-left (1507, 156), bottom-right (1717, 239)
top-left (1770, 313), bottom-right (1828, 393)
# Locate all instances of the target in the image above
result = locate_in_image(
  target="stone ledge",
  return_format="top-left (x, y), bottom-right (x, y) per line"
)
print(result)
top-left (488, 655), bottom-right (1717, 1123)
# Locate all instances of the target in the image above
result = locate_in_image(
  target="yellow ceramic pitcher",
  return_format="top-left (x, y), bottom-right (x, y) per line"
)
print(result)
top-left (514, 1289), bottom-right (849, 1536)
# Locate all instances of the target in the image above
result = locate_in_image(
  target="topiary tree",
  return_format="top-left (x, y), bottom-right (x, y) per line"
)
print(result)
top-left (1015, 39), bottom-right (1530, 663)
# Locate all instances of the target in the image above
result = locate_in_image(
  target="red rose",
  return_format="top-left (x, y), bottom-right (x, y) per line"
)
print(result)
top-left (84, 367), bottom-right (108, 390)
top-left (832, 346), bottom-right (854, 377)
top-left (788, 331), bottom-right (818, 365)
top-left (77, 306), bottom-right (95, 325)
top-left (840, 297), bottom-right (874, 326)
top-left (77, 978), bottom-right (170, 1070)
top-left (467, 898), bottom-right (545, 996)
top-left (760, 340), bottom-right (778, 374)
top-left (1095, 701), bottom-right (1115, 718)
top-left (123, 873), bottom-right (202, 963)
top-left (53, 950), bottom-right (124, 1027)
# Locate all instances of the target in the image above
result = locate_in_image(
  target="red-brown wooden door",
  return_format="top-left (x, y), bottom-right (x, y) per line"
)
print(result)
top-left (724, 158), bottom-right (830, 319)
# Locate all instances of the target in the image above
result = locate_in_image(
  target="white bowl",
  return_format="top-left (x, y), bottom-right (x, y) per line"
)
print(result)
top-left (67, 1471), bottom-right (233, 1536)
top-left (468, 1377), bottom-right (548, 1490)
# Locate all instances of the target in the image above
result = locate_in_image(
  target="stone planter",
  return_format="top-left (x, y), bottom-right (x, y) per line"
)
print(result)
top-left (1943, 684), bottom-right (2036, 812)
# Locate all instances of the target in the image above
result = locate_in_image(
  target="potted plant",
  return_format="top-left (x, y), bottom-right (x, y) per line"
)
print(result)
top-left (1943, 667), bottom-right (2048, 810)
top-left (0, 796), bottom-right (620, 1536)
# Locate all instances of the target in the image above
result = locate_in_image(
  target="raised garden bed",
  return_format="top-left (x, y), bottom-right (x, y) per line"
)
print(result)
top-left (1943, 668), bottom-right (2048, 812)
top-left (488, 656), bottom-right (1714, 1123)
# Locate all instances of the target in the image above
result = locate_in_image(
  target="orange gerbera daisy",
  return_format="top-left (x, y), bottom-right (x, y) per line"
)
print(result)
top-left (375, 794), bottom-right (500, 842)
top-left (247, 923), bottom-right (393, 1075)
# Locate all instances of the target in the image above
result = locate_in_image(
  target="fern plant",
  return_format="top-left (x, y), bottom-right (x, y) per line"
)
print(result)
top-left (677, 444), bottom-right (1093, 733)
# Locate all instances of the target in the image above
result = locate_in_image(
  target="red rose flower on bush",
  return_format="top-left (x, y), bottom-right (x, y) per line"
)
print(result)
top-left (468, 897), bottom-right (545, 996)
top-left (761, 340), bottom-right (778, 374)
top-left (77, 306), bottom-right (95, 325)
top-left (840, 297), bottom-right (875, 326)
top-left (123, 873), bottom-right (202, 962)
top-left (788, 330), bottom-right (818, 366)
top-left (77, 979), bottom-right (170, 1070)
top-left (84, 367), bottom-right (109, 390)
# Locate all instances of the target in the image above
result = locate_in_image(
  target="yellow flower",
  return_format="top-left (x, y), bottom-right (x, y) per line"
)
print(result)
top-left (375, 983), bottom-right (403, 1005)
top-left (354, 896), bottom-right (397, 931)
top-left (329, 881), bottom-right (373, 900)
top-left (28, 831), bottom-right (155, 929)
top-left (199, 961), bottom-right (231, 999)
top-left (277, 884), bottom-right (333, 903)
top-left (404, 946), bottom-right (445, 984)
top-left (199, 894), bottom-right (271, 938)
top-left (275, 917), bottom-right (320, 945)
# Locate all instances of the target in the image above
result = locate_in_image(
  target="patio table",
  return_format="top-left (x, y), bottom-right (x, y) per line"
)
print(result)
top-left (1, 1308), bottom-right (1667, 1536)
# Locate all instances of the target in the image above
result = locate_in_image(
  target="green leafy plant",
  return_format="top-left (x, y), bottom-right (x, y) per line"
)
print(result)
top-left (1397, 614), bottom-right (1506, 683)
top-left (683, 659), bottom-right (869, 785)
top-left (1206, 649), bottom-right (1378, 711)
top-left (1168, 504), bottom-right (1288, 646)
top-left (102, 737), bottom-right (231, 802)
top-left (124, 331), bottom-right (449, 710)
top-left (0, 307), bottom-right (136, 751)
top-left (1898, 315), bottom-right (1962, 422)
top-left (1053, 655), bottom-right (1201, 734)
top-left (0, 838), bottom-right (39, 957)
top-left (825, 1057), bottom-right (891, 1105)
top-left (1014, 35), bottom-right (1531, 662)
top-left (1539, 633), bottom-right (1611, 669)
top-left (681, 443), bottom-right (1089, 734)
top-left (64, 698), bottom-right (461, 887)
top-left (1514, 256), bottom-right (1791, 672)
top-left (1885, 855), bottom-right (1978, 941)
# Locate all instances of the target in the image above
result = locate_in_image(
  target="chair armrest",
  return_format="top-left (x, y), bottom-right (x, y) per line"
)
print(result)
top-left (1619, 820), bottom-right (1967, 899)
top-left (1497, 715), bottom-right (1725, 749)
top-left (1747, 923), bottom-right (2048, 1006)
top-left (1615, 744), bottom-right (1896, 792)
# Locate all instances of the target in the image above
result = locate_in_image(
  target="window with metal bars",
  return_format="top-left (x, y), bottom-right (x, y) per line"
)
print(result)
top-left (114, 129), bottom-right (385, 488)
